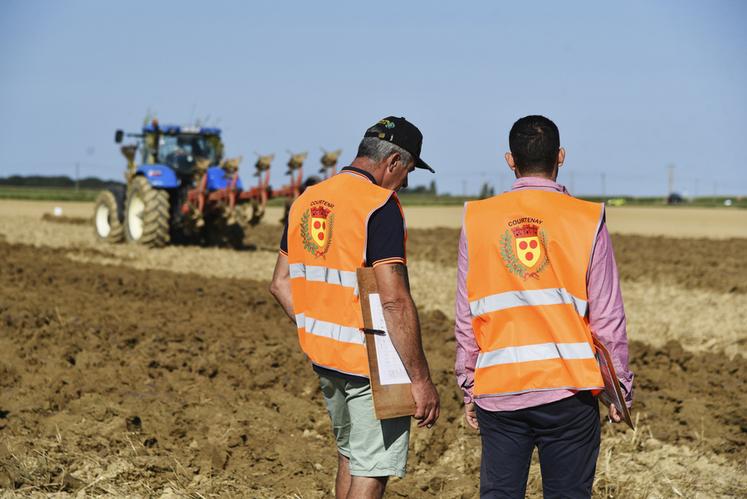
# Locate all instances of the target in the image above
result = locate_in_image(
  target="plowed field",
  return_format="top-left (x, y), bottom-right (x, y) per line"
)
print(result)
top-left (0, 204), bottom-right (745, 498)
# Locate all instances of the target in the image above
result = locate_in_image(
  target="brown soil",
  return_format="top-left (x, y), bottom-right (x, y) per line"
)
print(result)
top-left (630, 340), bottom-right (746, 456)
top-left (1, 241), bottom-right (745, 497)
top-left (39, 214), bottom-right (90, 226)
top-left (612, 234), bottom-right (747, 294)
top-left (21, 212), bottom-right (747, 296)
top-left (399, 228), bottom-right (747, 295)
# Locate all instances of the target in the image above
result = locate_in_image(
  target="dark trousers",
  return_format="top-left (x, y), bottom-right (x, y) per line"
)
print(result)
top-left (476, 392), bottom-right (601, 499)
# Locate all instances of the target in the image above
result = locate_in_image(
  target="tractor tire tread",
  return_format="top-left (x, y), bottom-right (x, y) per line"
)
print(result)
top-left (93, 190), bottom-right (124, 244)
top-left (125, 177), bottom-right (171, 248)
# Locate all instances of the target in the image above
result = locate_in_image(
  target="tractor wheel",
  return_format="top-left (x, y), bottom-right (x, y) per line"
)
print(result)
top-left (124, 176), bottom-right (170, 247)
top-left (93, 190), bottom-right (124, 243)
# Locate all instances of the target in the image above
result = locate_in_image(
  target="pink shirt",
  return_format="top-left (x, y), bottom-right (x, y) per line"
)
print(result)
top-left (454, 177), bottom-right (634, 411)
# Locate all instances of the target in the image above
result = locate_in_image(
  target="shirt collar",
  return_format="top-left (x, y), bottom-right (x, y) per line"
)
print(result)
top-left (341, 166), bottom-right (377, 185)
top-left (510, 176), bottom-right (568, 194)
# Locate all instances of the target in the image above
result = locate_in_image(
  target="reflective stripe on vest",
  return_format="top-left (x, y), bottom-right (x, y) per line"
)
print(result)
top-left (476, 341), bottom-right (595, 369)
top-left (295, 313), bottom-right (365, 345)
top-left (289, 263), bottom-right (358, 290)
top-left (470, 288), bottom-right (588, 318)
top-left (465, 190), bottom-right (605, 397)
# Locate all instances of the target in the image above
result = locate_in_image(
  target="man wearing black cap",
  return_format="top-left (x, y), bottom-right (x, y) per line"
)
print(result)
top-left (270, 117), bottom-right (439, 498)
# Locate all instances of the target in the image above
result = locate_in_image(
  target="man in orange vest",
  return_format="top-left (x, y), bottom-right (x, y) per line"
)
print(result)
top-left (454, 115), bottom-right (634, 498)
top-left (270, 117), bottom-right (440, 499)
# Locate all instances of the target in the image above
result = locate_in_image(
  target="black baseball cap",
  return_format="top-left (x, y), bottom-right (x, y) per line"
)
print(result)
top-left (363, 116), bottom-right (434, 173)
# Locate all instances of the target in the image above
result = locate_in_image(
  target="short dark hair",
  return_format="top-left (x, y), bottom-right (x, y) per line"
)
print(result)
top-left (508, 115), bottom-right (560, 174)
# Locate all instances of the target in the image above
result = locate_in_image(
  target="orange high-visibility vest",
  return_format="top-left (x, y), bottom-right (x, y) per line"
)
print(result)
top-left (287, 171), bottom-right (398, 377)
top-left (464, 189), bottom-right (605, 397)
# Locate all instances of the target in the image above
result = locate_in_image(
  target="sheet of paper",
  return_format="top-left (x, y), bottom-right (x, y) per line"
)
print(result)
top-left (368, 293), bottom-right (411, 385)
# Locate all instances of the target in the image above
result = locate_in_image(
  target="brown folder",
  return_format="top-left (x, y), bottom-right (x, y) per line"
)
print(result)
top-left (357, 268), bottom-right (416, 420)
top-left (593, 336), bottom-right (635, 430)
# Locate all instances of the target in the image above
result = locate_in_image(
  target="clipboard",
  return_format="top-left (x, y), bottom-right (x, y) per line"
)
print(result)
top-left (357, 268), bottom-right (416, 420)
top-left (593, 336), bottom-right (635, 430)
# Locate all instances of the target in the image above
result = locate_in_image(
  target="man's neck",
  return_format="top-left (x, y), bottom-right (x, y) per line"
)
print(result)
top-left (350, 157), bottom-right (383, 184)
top-left (514, 165), bottom-right (558, 182)
top-left (515, 173), bottom-right (557, 181)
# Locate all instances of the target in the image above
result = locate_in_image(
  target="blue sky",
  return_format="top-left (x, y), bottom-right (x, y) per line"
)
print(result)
top-left (1, 0), bottom-right (745, 196)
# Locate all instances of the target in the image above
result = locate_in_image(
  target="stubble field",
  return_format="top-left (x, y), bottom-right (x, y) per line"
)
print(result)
top-left (0, 200), bottom-right (745, 498)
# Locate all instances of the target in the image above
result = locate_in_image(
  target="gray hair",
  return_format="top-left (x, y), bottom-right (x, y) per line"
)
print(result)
top-left (356, 137), bottom-right (413, 166)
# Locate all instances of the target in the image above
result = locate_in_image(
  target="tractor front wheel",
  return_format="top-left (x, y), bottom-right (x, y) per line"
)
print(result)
top-left (124, 176), bottom-right (170, 247)
top-left (93, 189), bottom-right (124, 243)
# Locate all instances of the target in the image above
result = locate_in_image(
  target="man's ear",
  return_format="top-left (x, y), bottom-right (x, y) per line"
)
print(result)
top-left (386, 152), bottom-right (401, 171)
top-left (557, 148), bottom-right (565, 168)
top-left (505, 152), bottom-right (517, 173)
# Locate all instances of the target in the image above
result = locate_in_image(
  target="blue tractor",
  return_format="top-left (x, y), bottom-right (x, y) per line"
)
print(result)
top-left (93, 121), bottom-right (267, 248)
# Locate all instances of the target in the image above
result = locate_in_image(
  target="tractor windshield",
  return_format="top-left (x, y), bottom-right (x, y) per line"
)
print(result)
top-left (156, 134), bottom-right (222, 173)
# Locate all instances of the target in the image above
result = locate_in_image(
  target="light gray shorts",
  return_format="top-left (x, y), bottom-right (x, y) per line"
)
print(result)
top-left (319, 373), bottom-right (411, 478)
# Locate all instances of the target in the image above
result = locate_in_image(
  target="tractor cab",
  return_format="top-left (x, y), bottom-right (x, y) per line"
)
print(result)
top-left (138, 124), bottom-right (224, 177)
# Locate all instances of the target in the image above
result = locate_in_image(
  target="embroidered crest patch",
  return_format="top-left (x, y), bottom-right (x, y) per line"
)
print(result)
top-left (500, 219), bottom-right (549, 280)
top-left (301, 201), bottom-right (335, 257)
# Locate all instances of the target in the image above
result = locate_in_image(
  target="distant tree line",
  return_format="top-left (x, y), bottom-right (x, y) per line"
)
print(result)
top-left (400, 180), bottom-right (438, 195)
top-left (0, 175), bottom-right (123, 189)
top-left (479, 182), bottom-right (495, 199)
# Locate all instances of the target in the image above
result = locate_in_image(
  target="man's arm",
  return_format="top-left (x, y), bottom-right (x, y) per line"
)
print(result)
top-left (588, 219), bottom-right (634, 419)
top-left (269, 252), bottom-right (295, 322)
top-left (373, 262), bottom-right (440, 428)
top-left (454, 226), bottom-right (480, 430)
